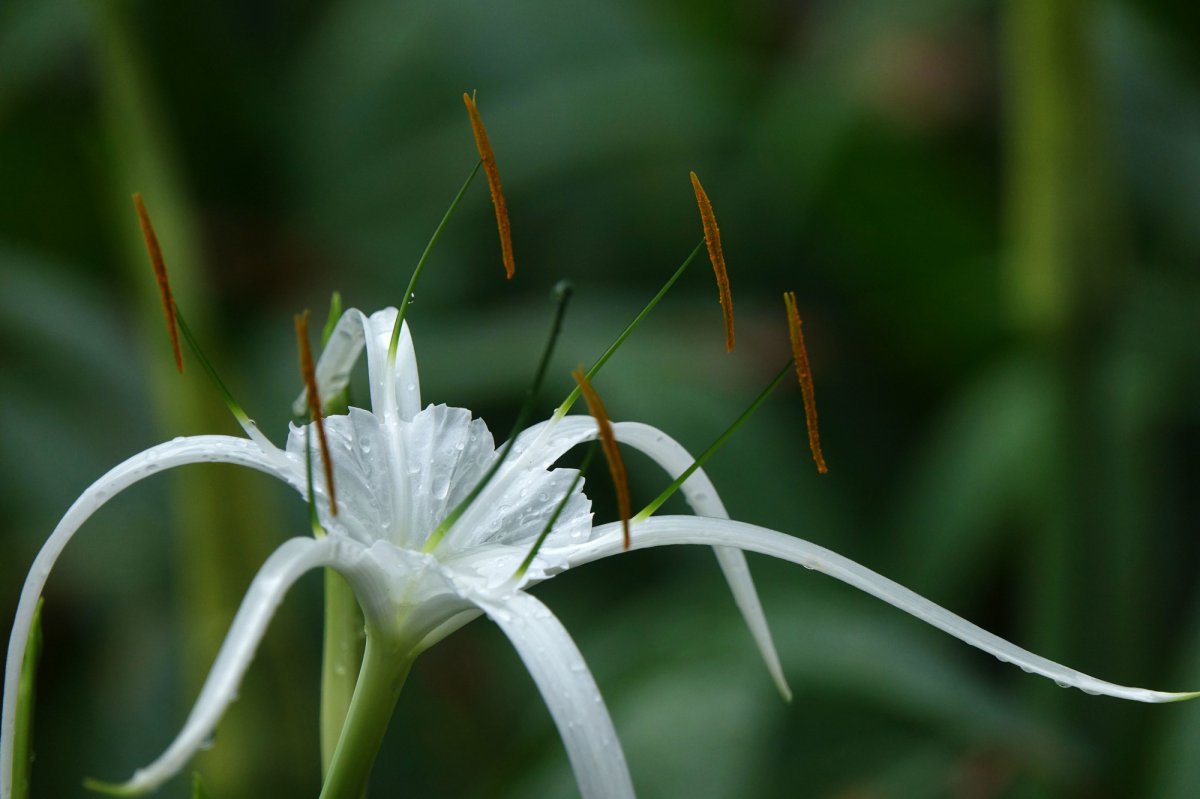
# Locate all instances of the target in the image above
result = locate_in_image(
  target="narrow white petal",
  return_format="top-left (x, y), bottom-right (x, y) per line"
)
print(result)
top-left (470, 589), bottom-right (634, 799)
top-left (99, 537), bottom-right (355, 794)
top-left (1, 436), bottom-right (299, 797)
top-left (293, 307), bottom-right (421, 423)
top-left (608, 422), bottom-right (791, 702)
top-left (513, 417), bottom-right (790, 699)
top-left (575, 517), bottom-right (1199, 704)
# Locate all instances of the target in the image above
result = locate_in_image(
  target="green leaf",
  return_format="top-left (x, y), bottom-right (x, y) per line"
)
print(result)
top-left (12, 597), bottom-right (42, 799)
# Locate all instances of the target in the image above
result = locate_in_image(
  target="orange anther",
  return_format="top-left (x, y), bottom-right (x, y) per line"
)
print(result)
top-left (783, 292), bottom-right (827, 474)
top-left (132, 193), bottom-right (183, 373)
top-left (295, 310), bottom-right (339, 515)
top-left (572, 367), bottom-right (632, 549)
top-left (690, 171), bottom-right (734, 352)
top-left (464, 91), bottom-right (515, 280)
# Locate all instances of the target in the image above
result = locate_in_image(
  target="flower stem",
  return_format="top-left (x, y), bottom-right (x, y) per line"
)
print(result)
top-left (320, 570), bottom-right (365, 778)
top-left (319, 636), bottom-right (412, 799)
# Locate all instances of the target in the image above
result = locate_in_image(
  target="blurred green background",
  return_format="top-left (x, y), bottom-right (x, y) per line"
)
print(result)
top-left (3, 0), bottom-right (1200, 796)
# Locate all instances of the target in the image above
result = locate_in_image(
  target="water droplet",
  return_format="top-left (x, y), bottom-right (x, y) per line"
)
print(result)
top-left (1054, 679), bottom-right (1070, 689)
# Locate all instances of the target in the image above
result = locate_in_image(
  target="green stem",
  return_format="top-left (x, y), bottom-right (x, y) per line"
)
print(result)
top-left (320, 571), bottom-right (365, 777)
top-left (319, 636), bottom-right (413, 799)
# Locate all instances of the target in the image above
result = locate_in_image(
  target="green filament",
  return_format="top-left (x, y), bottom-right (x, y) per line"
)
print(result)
top-left (388, 161), bottom-right (483, 364)
top-left (634, 359), bottom-right (794, 522)
top-left (556, 240), bottom-right (703, 416)
top-left (173, 306), bottom-right (253, 429)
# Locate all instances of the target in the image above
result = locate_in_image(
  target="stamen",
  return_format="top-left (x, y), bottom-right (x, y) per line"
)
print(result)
top-left (514, 444), bottom-right (597, 580)
top-left (295, 310), bottom-right (339, 515)
top-left (635, 360), bottom-right (794, 522)
top-left (556, 241), bottom-right (704, 417)
top-left (423, 282), bottom-right (574, 553)
top-left (388, 161), bottom-right (483, 364)
top-left (689, 171), bottom-right (734, 352)
top-left (572, 368), bottom-right (631, 550)
top-left (463, 91), bottom-right (515, 280)
top-left (304, 426), bottom-right (326, 538)
top-left (783, 291), bottom-right (828, 474)
top-left (132, 193), bottom-right (183, 372)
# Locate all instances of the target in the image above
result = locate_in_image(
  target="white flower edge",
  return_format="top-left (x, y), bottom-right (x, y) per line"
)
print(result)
top-left (0, 435), bottom-right (303, 798)
top-left (565, 516), bottom-right (1200, 704)
top-left (467, 588), bottom-right (635, 799)
top-left (73, 535), bottom-right (635, 799)
top-left (292, 308), bottom-right (421, 424)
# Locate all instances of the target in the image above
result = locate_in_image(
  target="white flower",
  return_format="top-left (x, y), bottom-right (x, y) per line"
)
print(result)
top-left (2, 306), bottom-right (1193, 799)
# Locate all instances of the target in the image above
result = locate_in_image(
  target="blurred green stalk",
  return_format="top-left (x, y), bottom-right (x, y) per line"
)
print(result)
top-left (89, 4), bottom-right (306, 793)
top-left (1004, 0), bottom-right (1145, 780)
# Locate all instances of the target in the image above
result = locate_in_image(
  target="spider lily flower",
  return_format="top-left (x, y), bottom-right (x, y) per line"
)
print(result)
top-left (3, 311), bottom-right (1197, 799)
top-left (0, 304), bottom-right (785, 799)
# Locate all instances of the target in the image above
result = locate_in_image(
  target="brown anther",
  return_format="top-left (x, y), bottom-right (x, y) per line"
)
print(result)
top-left (132, 193), bottom-right (183, 373)
top-left (690, 171), bottom-right (735, 352)
top-left (571, 367), bottom-right (631, 549)
top-left (295, 310), bottom-right (339, 515)
top-left (463, 91), bottom-right (515, 280)
top-left (783, 291), bottom-right (828, 474)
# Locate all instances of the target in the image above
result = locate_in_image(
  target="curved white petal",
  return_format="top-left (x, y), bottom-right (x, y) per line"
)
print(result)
top-left (574, 517), bottom-right (1199, 703)
top-left (469, 589), bottom-right (634, 799)
top-left (94, 536), bottom-right (360, 794)
top-left (293, 307), bottom-right (421, 423)
top-left (605, 423), bottom-right (790, 702)
top-left (509, 416), bottom-right (790, 700)
top-left (0, 436), bottom-right (301, 797)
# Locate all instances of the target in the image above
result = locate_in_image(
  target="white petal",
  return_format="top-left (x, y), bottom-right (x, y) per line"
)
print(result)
top-left (287, 409), bottom-right (398, 546)
top-left (469, 589), bottom-right (635, 799)
top-left (514, 416), bottom-right (791, 700)
top-left (574, 517), bottom-right (1199, 703)
top-left (95, 537), bottom-right (356, 794)
top-left (607, 422), bottom-right (790, 702)
top-left (293, 307), bottom-right (421, 423)
top-left (1, 435), bottom-right (299, 797)
top-left (425, 413), bottom-right (593, 554)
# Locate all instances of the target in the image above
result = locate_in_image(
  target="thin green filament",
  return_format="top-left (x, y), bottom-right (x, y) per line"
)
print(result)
top-left (424, 282), bottom-right (574, 553)
top-left (634, 359), bottom-right (794, 522)
top-left (388, 160), bottom-right (483, 364)
top-left (174, 306), bottom-right (252, 427)
top-left (556, 240), bottom-right (703, 416)
top-left (514, 444), bottom-right (597, 579)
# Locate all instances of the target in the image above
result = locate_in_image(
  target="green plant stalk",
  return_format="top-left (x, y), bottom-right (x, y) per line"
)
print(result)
top-left (91, 5), bottom-right (303, 792)
top-left (319, 635), bottom-right (413, 799)
top-left (320, 571), bottom-right (365, 777)
top-left (1004, 0), bottom-right (1137, 752)
top-left (12, 599), bottom-right (42, 799)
